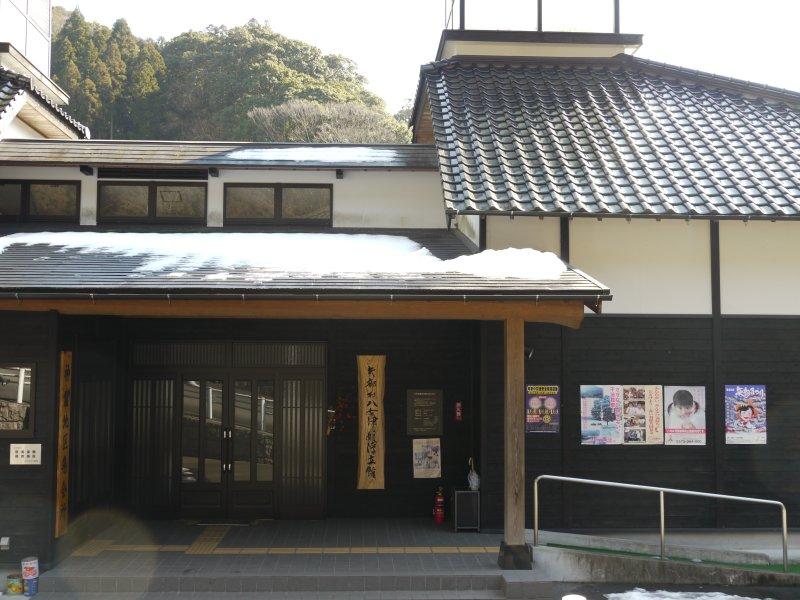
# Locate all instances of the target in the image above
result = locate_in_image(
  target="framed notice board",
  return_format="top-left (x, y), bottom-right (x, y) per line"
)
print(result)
top-left (407, 389), bottom-right (443, 436)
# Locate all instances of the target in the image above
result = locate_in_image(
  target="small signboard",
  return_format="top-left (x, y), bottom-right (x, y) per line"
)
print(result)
top-left (10, 443), bottom-right (42, 465)
top-left (406, 389), bottom-right (443, 436)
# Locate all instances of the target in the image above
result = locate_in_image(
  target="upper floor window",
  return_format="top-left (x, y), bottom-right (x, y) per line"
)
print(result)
top-left (98, 181), bottom-right (207, 224)
top-left (224, 184), bottom-right (332, 226)
top-left (0, 181), bottom-right (79, 223)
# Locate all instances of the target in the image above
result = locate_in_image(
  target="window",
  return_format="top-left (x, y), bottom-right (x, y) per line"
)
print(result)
top-left (0, 365), bottom-right (34, 437)
top-left (98, 181), bottom-right (207, 223)
top-left (224, 184), bottom-right (332, 225)
top-left (0, 181), bottom-right (79, 222)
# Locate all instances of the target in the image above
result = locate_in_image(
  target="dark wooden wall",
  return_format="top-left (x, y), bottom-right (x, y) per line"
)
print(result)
top-left (58, 318), bottom-right (478, 521)
top-left (0, 311), bottom-right (58, 566)
top-left (481, 315), bottom-right (800, 531)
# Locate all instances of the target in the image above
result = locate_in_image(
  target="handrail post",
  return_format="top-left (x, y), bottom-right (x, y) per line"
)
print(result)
top-left (533, 477), bottom-right (539, 547)
top-left (781, 504), bottom-right (789, 573)
top-left (659, 490), bottom-right (665, 561)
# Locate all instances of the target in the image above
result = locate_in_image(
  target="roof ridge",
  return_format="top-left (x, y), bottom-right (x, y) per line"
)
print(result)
top-left (423, 54), bottom-right (800, 106)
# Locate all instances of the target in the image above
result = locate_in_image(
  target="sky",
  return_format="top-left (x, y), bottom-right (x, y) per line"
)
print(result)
top-left (56, 0), bottom-right (800, 113)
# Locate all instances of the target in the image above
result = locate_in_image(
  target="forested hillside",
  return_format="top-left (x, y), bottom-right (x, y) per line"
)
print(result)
top-left (50, 9), bottom-right (409, 142)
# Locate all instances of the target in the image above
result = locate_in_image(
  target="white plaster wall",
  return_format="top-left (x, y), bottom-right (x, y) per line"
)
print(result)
top-left (570, 218), bottom-right (712, 315)
top-left (3, 117), bottom-right (44, 139)
top-left (215, 169), bottom-right (445, 229)
top-left (486, 216), bottom-right (561, 255)
top-left (0, 165), bottom-right (97, 225)
top-left (453, 214), bottom-right (480, 248)
top-left (720, 220), bottom-right (800, 315)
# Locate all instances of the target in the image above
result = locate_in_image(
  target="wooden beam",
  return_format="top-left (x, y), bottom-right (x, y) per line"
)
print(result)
top-left (0, 298), bottom-right (586, 328)
top-left (504, 317), bottom-right (526, 546)
top-left (498, 317), bottom-right (531, 568)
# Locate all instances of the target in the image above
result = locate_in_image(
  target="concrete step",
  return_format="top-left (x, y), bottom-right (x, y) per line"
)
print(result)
top-left (38, 572), bottom-right (503, 594)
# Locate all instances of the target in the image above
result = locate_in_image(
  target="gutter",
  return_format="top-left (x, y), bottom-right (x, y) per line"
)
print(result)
top-left (0, 291), bottom-right (612, 303)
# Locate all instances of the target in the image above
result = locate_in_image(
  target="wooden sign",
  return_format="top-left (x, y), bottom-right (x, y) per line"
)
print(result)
top-left (406, 389), bottom-right (443, 436)
top-left (54, 351), bottom-right (72, 538)
top-left (357, 355), bottom-right (386, 490)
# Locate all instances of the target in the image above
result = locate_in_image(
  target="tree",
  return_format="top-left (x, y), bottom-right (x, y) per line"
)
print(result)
top-left (150, 20), bottom-right (384, 140)
top-left (249, 99), bottom-right (411, 144)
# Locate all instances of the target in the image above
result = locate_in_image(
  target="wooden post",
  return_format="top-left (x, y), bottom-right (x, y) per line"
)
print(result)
top-left (498, 317), bottom-right (532, 569)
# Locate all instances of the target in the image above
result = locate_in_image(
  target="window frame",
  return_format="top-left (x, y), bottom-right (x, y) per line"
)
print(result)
top-left (0, 180), bottom-right (80, 223)
top-left (223, 183), bottom-right (333, 227)
top-left (0, 362), bottom-right (36, 439)
top-left (97, 180), bottom-right (208, 225)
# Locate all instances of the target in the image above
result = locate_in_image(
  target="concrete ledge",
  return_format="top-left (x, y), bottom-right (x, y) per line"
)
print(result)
top-left (530, 530), bottom-right (771, 565)
top-left (531, 545), bottom-right (800, 587)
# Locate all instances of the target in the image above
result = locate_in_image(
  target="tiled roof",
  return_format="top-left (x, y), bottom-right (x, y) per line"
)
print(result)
top-left (0, 67), bottom-right (90, 138)
top-left (0, 229), bottom-right (610, 301)
top-left (0, 139), bottom-right (437, 169)
top-left (423, 55), bottom-right (800, 217)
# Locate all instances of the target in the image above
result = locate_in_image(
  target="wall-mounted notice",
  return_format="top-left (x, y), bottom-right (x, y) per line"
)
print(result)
top-left (725, 385), bottom-right (767, 445)
top-left (412, 437), bottom-right (441, 478)
top-left (580, 385), bottom-right (622, 445)
top-left (525, 385), bottom-right (560, 434)
top-left (406, 389), bottom-right (443, 436)
top-left (622, 385), bottom-right (663, 445)
top-left (663, 386), bottom-right (706, 446)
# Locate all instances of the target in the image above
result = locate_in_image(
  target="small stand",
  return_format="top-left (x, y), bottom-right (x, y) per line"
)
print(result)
top-left (451, 488), bottom-right (480, 532)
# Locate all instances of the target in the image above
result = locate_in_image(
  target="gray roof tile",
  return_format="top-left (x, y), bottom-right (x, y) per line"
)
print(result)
top-left (423, 55), bottom-right (800, 217)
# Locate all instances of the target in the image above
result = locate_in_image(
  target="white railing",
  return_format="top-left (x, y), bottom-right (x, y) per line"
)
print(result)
top-left (533, 474), bottom-right (789, 573)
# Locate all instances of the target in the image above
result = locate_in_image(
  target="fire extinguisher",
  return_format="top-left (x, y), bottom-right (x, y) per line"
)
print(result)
top-left (433, 486), bottom-right (445, 524)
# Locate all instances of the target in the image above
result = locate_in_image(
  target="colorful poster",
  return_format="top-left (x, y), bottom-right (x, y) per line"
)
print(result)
top-left (664, 386), bottom-right (707, 445)
top-left (412, 438), bottom-right (441, 478)
top-left (525, 385), bottom-right (560, 433)
top-left (622, 385), bottom-right (664, 445)
top-left (580, 385), bottom-right (623, 445)
top-left (725, 385), bottom-right (767, 445)
top-left (357, 355), bottom-right (386, 490)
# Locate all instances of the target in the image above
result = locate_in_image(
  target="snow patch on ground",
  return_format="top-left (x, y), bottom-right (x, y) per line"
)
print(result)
top-left (0, 232), bottom-right (567, 280)
top-left (605, 589), bottom-right (773, 600)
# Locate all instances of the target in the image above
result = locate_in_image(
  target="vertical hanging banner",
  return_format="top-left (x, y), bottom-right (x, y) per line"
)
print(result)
top-left (525, 385), bottom-right (561, 433)
top-left (622, 385), bottom-right (663, 445)
top-left (580, 385), bottom-right (623, 445)
top-left (357, 355), bottom-right (386, 490)
top-left (725, 384), bottom-right (767, 445)
top-left (54, 351), bottom-right (73, 538)
top-left (664, 386), bottom-right (707, 445)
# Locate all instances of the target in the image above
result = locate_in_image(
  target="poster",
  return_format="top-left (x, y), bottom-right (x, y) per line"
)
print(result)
top-left (580, 385), bottom-right (623, 445)
top-left (725, 385), bottom-right (767, 445)
top-left (622, 385), bottom-right (664, 445)
top-left (525, 385), bottom-right (560, 433)
top-left (412, 438), bottom-right (441, 478)
top-left (664, 386), bottom-right (707, 445)
top-left (357, 355), bottom-right (386, 490)
top-left (55, 351), bottom-right (73, 538)
top-left (406, 389), bottom-right (443, 436)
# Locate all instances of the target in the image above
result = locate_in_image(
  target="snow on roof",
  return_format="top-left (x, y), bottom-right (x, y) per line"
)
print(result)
top-left (224, 146), bottom-right (401, 163)
top-left (0, 232), bottom-right (567, 280)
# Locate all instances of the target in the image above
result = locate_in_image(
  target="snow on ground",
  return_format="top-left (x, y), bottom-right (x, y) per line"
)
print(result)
top-left (0, 232), bottom-right (567, 280)
top-left (605, 589), bottom-right (773, 600)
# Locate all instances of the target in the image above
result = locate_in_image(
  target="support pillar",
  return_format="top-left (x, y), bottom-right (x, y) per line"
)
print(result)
top-left (498, 317), bottom-right (532, 569)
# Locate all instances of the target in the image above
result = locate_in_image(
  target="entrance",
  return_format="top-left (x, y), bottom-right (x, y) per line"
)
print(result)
top-left (179, 371), bottom-right (326, 519)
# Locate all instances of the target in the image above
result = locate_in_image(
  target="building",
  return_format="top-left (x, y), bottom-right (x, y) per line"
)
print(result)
top-left (0, 13), bottom-right (799, 572)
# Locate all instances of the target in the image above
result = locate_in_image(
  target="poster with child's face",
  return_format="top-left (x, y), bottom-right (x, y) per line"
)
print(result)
top-left (663, 386), bottom-right (706, 445)
top-left (622, 385), bottom-right (663, 445)
top-left (725, 385), bottom-right (767, 445)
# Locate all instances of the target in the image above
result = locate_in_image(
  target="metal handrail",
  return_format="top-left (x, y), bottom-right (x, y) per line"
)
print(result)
top-left (533, 474), bottom-right (790, 572)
